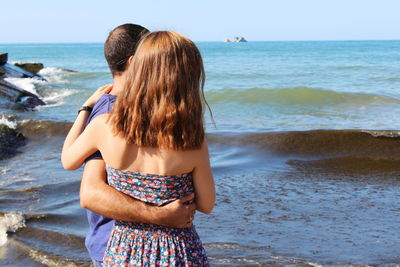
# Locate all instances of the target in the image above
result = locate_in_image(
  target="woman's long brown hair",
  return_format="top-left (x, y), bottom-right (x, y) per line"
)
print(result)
top-left (109, 31), bottom-right (207, 150)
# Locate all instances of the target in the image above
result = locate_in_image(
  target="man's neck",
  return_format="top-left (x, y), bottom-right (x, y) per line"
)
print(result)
top-left (109, 74), bottom-right (125, 96)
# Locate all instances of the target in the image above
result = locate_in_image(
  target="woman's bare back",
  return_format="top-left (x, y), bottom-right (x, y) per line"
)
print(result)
top-left (97, 114), bottom-right (199, 176)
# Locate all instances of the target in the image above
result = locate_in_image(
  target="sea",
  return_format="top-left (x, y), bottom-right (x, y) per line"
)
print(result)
top-left (0, 40), bottom-right (399, 266)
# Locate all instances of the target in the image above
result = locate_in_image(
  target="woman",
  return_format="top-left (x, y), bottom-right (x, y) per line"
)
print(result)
top-left (62, 31), bottom-right (215, 266)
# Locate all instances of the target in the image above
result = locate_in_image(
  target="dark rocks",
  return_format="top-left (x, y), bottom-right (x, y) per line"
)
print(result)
top-left (0, 53), bottom-right (8, 65)
top-left (13, 62), bottom-right (44, 74)
top-left (234, 37), bottom-right (247, 42)
top-left (0, 63), bottom-right (46, 81)
top-left (0, 79), bottom-right (45, 110)
top-left (0, 52), bottom-right (47, 109)
top-left (224, 37), bottom-right (247, 42)
top-left (0, 79), bottom-right (23, 102)
top-left (17, 95), bottom-right (46, 109)
top-left (0, 124), bottom-right (26, 160)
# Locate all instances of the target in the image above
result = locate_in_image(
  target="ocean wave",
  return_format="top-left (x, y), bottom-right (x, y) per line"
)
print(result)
top-left (0, 168), bottom-right (10, 174)
top-left (39, 67), bottom-right (71, 76)
top-left (208, 129), bottom-right (400, 159)
top-left (205, 87), bottom-right (400, 106)
top-left (66, 71), bottom-right (110, 81)
top-left (12, 239), bottom-right (86, 267)
top-left (39, 67), bottom-right (72, 84)
top-left (0, 176), bottom-right (36, 189)
top-left (17, 119), bottom-right (72, 138)
top-left (0, 212), bottom-right (26, 246)
top-left (333, 65), bottom-right (363, 70)
top-left (207, 72), bottom-right (272, 79)
top-left (41, 89), bottom-right (78, 105)
top-left (1, 69), bottom-right (70, 110)
top-left (3, 77), bottom-right (41, 96)
top-left (15, 118), bottom-right (400, 160)
top-left (2, 67), bottom-right (78, 109)
top-left (0, 116), bottom-right (17, 129)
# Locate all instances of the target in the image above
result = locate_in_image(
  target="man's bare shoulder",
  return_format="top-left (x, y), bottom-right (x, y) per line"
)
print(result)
top-left (94, 113), bottom-right (109, 121)
top-left (89, 113), bottom-right (110, 125)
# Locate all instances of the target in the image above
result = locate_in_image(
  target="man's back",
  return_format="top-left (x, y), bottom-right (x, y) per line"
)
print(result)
top-left (84, 94), bottom-right (116, 262)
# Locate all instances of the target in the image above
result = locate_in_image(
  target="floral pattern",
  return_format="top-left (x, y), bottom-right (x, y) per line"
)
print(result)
top-left (103, 166), bottom-right (209, 267)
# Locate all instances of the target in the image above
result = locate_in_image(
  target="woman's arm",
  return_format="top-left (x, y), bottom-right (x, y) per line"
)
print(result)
top-left (192, 141), bottom-right (216, 214)
top-left (61, 84), bottom-right (112, 170)
top-left (61, 116), bottom-right (102, 170)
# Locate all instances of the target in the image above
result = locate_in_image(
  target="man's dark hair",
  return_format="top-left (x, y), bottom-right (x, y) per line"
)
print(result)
top-left (104, 24), bottom-right (149, 76)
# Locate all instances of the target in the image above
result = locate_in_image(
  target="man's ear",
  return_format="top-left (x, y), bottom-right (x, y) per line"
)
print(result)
top-left (127, 55), bottom-right (134, 66)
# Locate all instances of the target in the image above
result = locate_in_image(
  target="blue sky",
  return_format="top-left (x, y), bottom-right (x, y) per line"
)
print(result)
top-left (1, 0), bottom-right (400, 43)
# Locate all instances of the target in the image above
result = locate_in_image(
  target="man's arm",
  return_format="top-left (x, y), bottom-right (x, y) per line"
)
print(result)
top-left (80, 159), bottom-right (196, 228)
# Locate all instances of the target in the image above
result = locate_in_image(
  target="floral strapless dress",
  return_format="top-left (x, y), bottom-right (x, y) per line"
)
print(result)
top-left (102, 166), bottom-right (209, 267)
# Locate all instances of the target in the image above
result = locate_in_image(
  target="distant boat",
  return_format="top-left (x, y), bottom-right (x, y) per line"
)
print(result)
top-left (223, 37), bottom-right (247, 42)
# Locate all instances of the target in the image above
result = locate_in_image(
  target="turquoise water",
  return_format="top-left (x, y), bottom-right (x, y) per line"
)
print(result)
top-left (0, 41), bottom-right (400, 266)
top-left (1, 41), bottom-right (400, 131)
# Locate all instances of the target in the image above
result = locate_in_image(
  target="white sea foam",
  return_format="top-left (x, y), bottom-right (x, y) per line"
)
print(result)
top-left (3, 67), bottom-right (75, 109)
top-left (307, 263), bottom-right (324, 267)
top-left (39, 67), bottom-right (70, 84)
top-left (0, 168), bottom-right (10, 174)
top-left (0, 212), bottom-right (26, 246)
top-left (3, 77), bottom-right (40, 96)
top-left (35, 89), bottom-right (78, 109)
top-left (42, 89), bottom-right (76, 103)
top-left (0, 116), bottom-right (17, 129)
top-left (38, 67), bottom-right (66, 76)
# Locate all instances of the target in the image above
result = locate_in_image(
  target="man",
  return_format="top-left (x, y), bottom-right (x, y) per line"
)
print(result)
top-left (80, 24), bottom-right (196, 266)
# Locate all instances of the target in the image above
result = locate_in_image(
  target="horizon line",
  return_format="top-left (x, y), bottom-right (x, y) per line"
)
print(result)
top-left (1, 38), bottom-right (400, 45)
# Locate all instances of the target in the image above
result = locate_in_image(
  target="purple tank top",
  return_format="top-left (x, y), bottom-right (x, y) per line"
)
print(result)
top-left (84, 94), bottom-right (116, 261)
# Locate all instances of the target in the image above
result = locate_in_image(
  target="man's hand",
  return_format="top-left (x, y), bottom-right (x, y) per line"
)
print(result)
top-left (82, 160), bottom-right (198, 228)
top-left (152, 194), bottom-right (196, 228)
top-left (83, 84), bottom-right (113, 108)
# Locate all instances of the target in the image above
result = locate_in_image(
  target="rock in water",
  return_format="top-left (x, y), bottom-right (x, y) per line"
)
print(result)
top-left (0, 79), bottom-right (46, 109)
top-left (17, 96), bottom-right (46, 110)
top-left (0, 124), bottom-right (26, 160)
top-left (0, 53), bottom-right (7, 65)
top-left (0, 63), bottom-right (46, 81)
top-left (13, 62), bottom-right (44, 74)
top-left (234, 37), bottom-right (247, 42)
top-left (0, 53), bottom-right (47, 109)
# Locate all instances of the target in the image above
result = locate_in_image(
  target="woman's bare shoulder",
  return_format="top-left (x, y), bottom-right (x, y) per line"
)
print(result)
top-left (181, 141), bottom-right (210, 166)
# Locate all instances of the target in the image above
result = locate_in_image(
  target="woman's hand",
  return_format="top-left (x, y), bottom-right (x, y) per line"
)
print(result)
top-left (83, 84), bottom-right (113, 108)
